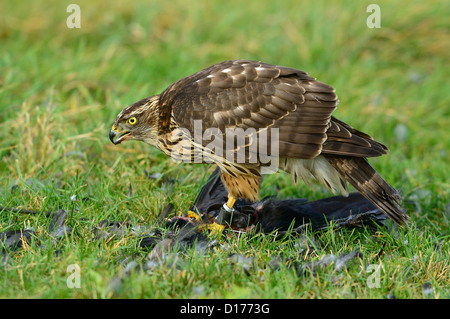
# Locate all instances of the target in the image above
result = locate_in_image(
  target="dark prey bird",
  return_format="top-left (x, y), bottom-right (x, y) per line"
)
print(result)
top-left (190, 167), bottom-right (388, 232)
top-left (109, 60), bottom-right (408, 226)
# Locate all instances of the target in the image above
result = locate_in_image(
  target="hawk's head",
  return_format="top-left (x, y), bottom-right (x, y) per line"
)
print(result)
top-left (109, 96), bottom-right (160, 146)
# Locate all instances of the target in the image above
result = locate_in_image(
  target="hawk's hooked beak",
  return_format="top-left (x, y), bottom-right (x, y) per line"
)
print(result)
top-left (109, 126), bottom-right (131, 145)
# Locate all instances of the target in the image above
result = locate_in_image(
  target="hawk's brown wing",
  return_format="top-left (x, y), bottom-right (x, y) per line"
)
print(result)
top-left (159, 59), bottom-right (339, 162)
top-left (322, 116), bottom-right (388, 157)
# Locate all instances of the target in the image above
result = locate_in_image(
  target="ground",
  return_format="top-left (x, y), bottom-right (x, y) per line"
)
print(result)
top-left (0, 0), bottom-right (448, 298)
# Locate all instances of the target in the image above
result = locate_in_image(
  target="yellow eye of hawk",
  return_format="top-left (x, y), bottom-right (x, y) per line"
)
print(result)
top-left (127, 117), bottom-right (137, 125)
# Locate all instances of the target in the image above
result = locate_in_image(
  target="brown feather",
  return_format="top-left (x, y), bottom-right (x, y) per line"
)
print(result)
top-left (163, 60), bottom-right (338, 162)
top-left (322, 116), bottom-right (388, 157)
top-left (326, 156), bottom-right (408, 225)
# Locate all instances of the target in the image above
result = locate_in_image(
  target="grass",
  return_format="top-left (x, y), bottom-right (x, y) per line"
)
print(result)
top-left (0, 0), bottom-right (449, 299)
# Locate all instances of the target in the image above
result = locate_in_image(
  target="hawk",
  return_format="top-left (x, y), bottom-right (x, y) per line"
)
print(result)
top-left (109, 60), bottom-right (408, 225)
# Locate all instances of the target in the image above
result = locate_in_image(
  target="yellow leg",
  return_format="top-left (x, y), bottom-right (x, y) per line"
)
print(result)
top-left (225, 193), bottom-right (237, 211)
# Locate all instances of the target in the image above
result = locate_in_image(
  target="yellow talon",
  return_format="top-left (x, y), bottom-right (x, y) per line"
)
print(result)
top-left (187, 210), bottom-right (201, 222)
top-left (199, 223), bottom-right (225, 235)
top-left (188, 211), bottom-right (225, 235)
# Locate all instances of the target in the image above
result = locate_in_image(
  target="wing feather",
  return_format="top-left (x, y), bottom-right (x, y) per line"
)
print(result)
top-left (322, 117), bottom-right (388, 157)
top-left (159, 59), bottom-right (385, 164)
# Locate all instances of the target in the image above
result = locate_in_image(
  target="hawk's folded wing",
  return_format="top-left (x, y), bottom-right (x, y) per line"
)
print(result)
top-left (159, 60), bottom-right (339, 163)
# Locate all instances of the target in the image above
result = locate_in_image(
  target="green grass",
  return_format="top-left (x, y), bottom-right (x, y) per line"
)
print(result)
top-left (0, 0), bottom-right (448, 299)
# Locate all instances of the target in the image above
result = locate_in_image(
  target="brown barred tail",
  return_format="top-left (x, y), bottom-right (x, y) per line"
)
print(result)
top-left (326, 156), bottom-right (409, 226)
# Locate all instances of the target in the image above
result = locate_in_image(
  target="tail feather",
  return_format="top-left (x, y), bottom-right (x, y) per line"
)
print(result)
top-left (326, 156), bottom-right (409, 226)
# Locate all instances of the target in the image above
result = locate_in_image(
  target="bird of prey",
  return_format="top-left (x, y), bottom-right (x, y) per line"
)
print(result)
top-left (109, 60), bottom-right (408, 225)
